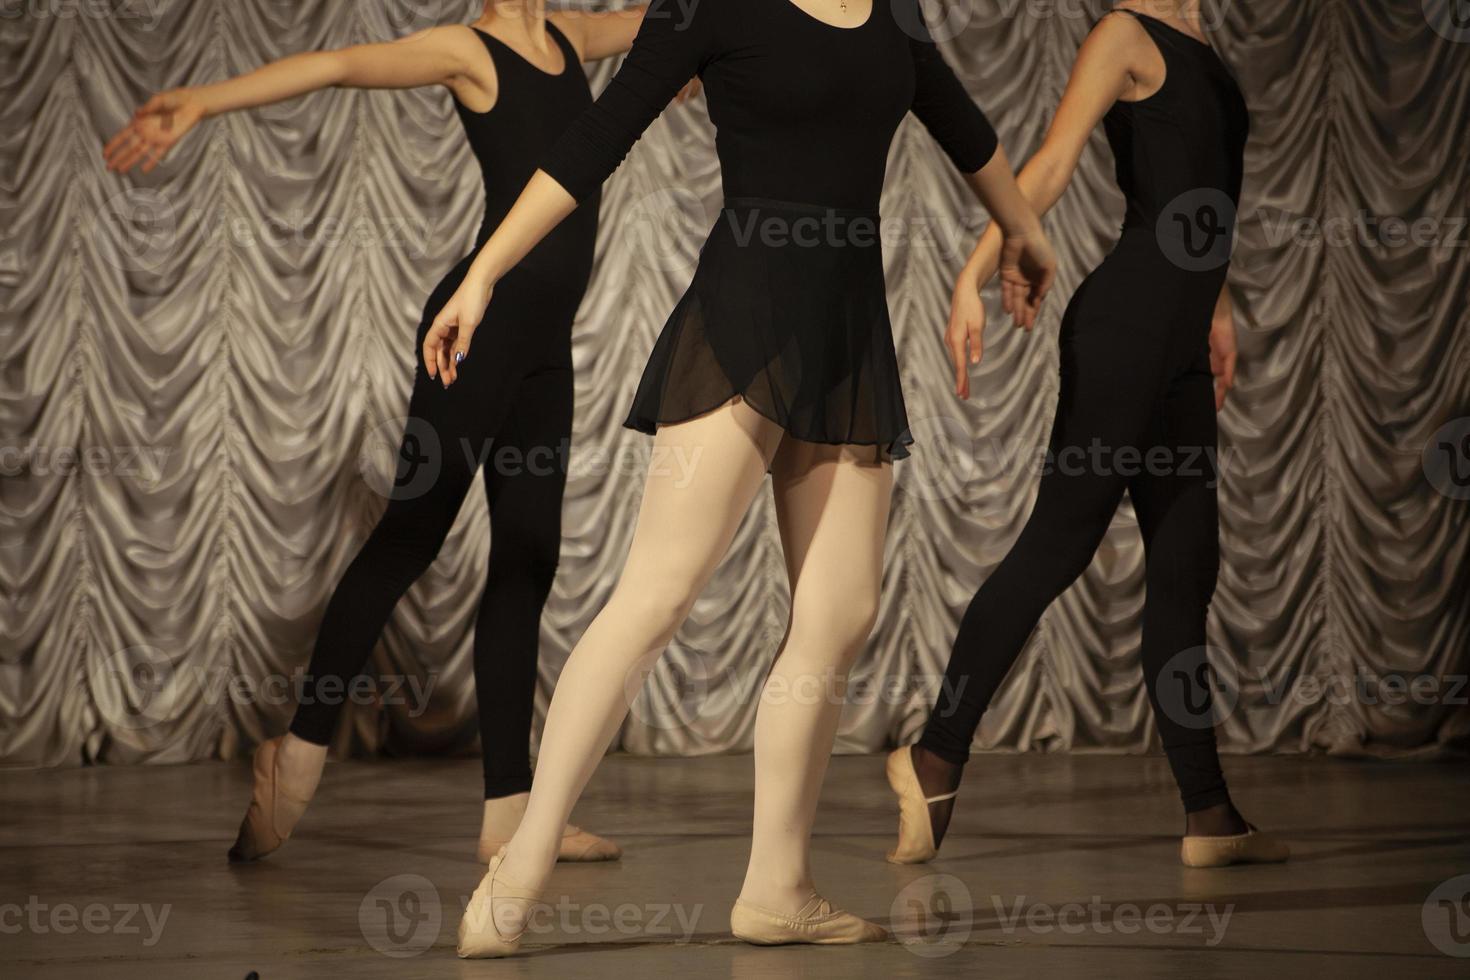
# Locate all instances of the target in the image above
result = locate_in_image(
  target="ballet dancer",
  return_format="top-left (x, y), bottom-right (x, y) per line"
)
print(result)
top-left (423, 0), bottom-right (1057, 956)
top-left (886, 0), bottom-right (1289, 869)
top-left (104, 0), bottom-right (696, 866)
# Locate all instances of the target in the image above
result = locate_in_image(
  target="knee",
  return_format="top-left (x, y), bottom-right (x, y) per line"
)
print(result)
top-left (1146, 547), bottom-right (1219, 609)
top-left (605, 574), bottom-right (703, 646)
top-left (357, 512), bottom-right (445, 585)
top-left (785, 586), bottom-right (881, 670)
top-left (488, 522), bottom-right (561, 597)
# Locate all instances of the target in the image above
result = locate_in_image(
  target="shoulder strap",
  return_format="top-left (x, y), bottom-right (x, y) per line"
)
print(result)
top-left (545, 19), bottom-right (580, 65)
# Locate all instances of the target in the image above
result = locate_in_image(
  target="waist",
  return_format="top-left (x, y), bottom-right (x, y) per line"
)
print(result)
top-left (718, 197), bottom-right (883, 251)
top-left (724, 196), bottom-right (880, 220)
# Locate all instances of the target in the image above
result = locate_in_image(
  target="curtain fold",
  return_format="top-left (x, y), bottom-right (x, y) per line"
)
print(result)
top-left (1, 1), bottom-right (1465, 767)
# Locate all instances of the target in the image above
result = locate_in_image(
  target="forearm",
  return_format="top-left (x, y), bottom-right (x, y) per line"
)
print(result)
top-left (189, 52), bottom-right (347, 117)
top-left (463, 172), bottom-right (578, 286)
top-left (1213, 278), bottom-right (1234, 323)
top-left (960, 150), bottom-right (1068, 284)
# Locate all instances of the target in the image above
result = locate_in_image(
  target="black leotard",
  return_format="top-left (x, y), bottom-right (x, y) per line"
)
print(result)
top-left (539, 0), bottom-right (1000, 459)
top-left (290, 23), bottom-right (598, 799)
top-left (920, 10), bottom-right (1251, 813)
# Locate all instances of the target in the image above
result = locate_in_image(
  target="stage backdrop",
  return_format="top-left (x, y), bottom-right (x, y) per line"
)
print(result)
top-left (2, 0), bottom-right (1467, 768)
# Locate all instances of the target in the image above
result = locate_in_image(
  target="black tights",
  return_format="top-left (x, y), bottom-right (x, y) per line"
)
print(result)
top-left (920, 255), bottom-right (1236, 822)
top-left (289, 265), bottom-right (576, 799)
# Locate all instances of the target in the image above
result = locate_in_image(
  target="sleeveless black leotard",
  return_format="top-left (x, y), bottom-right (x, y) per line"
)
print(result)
top-left (539, 0), bottom-right (1000, 461)
top-left (920, 10), bottom-right (1252, 813)
top-left (290, 22), bottom-right (599, 799)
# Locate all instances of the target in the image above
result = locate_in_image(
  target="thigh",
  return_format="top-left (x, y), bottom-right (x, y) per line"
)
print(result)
top-left (482, 364), bottom-right (574, 532)
top-left (617, 399), bottom-right (785, 589)
top-left (1031, 291), bottom-right (1174, 532)
top-left (769, 440), bottom-right (892, 596)
top-left (378, 264), bottom-right (531, 536)
top-left (1127, 357), bottom-right (1220, 558)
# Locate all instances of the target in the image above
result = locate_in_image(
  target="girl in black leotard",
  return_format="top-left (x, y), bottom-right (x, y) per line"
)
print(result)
top-left (426, 0), bottom-right (1057, 957)
top-left (886, 0), bottom-right (1289, 870)
top-left (104, 0), bottom-right (693, 867)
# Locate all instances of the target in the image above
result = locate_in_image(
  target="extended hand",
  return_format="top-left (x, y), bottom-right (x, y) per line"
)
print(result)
top-left (423, 279), bottom-right (494, 387)
top-left (103, 89), bottom-right (206, 174)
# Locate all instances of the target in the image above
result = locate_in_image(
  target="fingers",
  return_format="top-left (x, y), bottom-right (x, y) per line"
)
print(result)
top-left (1027, 269), bottom-right (1053, 330)
top-left (966, 313), bottom-right (982, 367)
top-left (139, 144), bottom-right (166, 174)
top-left (103, 127), bottom-right (140, 172)
top-left (1215, 352), bottom-right (1237, 411)
top-left (102, 126), bottom-right (131, 164)
top-left (946, 324), bottom-right (968, 400)
top-left (437, 324), bottom-right (454, 384)
top-left (423, 318), bottom-right (450, 381)
top-left (447, 324), bottom-right (474, 386)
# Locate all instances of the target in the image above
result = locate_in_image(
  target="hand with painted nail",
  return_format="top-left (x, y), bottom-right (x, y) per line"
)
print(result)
top-left (424, 275), bottom-right (494, 387)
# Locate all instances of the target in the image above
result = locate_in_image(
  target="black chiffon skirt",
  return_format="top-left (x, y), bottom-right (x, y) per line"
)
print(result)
top-left (625, 197), bottom-right (912, 462)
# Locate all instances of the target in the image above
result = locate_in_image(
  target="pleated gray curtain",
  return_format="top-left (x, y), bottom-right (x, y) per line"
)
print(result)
top-left (1, 0), bottom-right (1466, 768)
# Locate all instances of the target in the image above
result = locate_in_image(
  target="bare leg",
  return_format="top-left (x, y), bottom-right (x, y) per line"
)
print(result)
top-left (474, 400), bottom-right (783, 938)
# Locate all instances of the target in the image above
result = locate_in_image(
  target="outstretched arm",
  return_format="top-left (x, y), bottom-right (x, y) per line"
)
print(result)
top-left (423, 0), bottom-right (715, 385)
top-left (944, 13), bottom-right (1157, 393)
top-left (103, 26), bottom-right (490, 174)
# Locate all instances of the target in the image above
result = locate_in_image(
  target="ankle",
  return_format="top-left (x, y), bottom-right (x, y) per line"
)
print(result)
top-left (1185, 801), bottom-right (1248, 837)
top-left (910, 745), bottom-right (963, 798)
top-left (737, 880), bottom-right (815, 915)
top-left (498, 840), bottom-right (556, 894)
top-left (277, 735), bottom-right (327, 798)
top-left (482, 793), bottom-right (531, 839)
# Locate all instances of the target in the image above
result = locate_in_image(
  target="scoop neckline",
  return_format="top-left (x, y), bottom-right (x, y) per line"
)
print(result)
top-left (470, 23), bottom-right (570, 78)
top-left (779, 0), bottom-right (875, 32)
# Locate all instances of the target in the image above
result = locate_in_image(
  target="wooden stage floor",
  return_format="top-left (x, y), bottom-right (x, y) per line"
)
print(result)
top-left (3, 752), bottom-right (1468, 978)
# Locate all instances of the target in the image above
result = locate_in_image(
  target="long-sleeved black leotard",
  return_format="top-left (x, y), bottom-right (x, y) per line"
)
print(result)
top-left (540, 0), bottom-right (1000, 460)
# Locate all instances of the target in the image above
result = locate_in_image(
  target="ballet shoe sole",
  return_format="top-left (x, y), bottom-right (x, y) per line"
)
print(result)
top-left (1180, 831), bottom-right (1291, 868)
